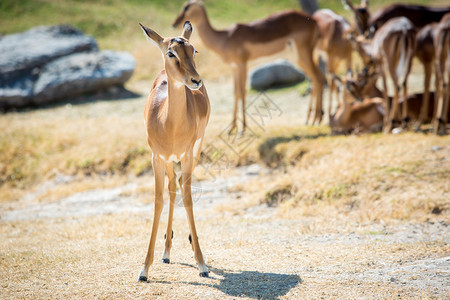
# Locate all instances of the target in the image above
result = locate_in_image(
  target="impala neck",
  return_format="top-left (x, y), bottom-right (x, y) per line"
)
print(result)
top-left (356, 41), bottom-right (375, 65)
top-left (336, 93), bottom-right (352, 125)
top-left (166, 75), bottom-right (188, 125)
top-left (194, 7), bottom-right (226, 55)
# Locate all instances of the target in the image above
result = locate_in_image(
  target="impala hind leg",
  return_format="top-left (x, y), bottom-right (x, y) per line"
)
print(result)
top-left (295, 42), bottom-right (325, 125)
top-left (401, 54), bottom-right (413, 129)
top-left (139, 155), bottom-right (165, 282)
top-left (416, 62), bottom-right (432, 130)
top-left (230, 63), bottom-right (247, 134)
top-left (161, 162), bottom-right (176, 264)
top-left (181, 154), bottom-right (208, 277)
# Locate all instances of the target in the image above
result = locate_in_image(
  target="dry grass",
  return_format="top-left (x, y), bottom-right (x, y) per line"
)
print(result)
top-left (1, 1), bottom-right (450, 298)
top-left (1, 77), bottom-right (449, 300)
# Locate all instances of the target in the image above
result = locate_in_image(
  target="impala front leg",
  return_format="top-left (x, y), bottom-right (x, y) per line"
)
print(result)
top-left (161, 162), bottom-right (176, 264)
top-left (380, 66), bottom-right (391, 133)
top-left (139, 155), bottom-right (165, 282)
top-left (181, 153), bottom-right (208, 277)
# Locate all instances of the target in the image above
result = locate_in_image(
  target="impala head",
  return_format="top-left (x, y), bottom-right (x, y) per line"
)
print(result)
top-left (347, 31), bottom-right (374, 67)
top-left (140, 21), bottom-right (202, 90)
top-left (342, 0), bottom-right (370, 36)
top-left (172, 0), bottom-right (205, 28)
top-left (333, 72), bottom-right (361, 103)
top-left (353, 67), bottom-right (379, 98)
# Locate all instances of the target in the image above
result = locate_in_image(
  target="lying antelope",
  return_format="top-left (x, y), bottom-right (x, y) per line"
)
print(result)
top-left (172, 0), bottom-right (325, 132)
top-left (347, 68), bottom-right (447, 125)
top-left (349, 17), bottom-right (416, 132)
top-left (330, 74), bottom-right (384, 134)
top-left (138, 21), bottom-right (210, 281)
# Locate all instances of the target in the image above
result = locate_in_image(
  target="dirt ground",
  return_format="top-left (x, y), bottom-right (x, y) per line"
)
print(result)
top-left (1, 72), bottom-right (449, 299)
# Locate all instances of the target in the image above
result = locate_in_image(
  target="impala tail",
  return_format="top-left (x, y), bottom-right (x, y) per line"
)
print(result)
top-left (396, 31), bottom-right (415, 85)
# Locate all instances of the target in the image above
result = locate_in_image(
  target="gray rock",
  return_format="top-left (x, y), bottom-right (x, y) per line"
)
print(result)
top-left (0, 25), bottom-right (98, 81)
top-left (33, 51), bottom-right (135, 104)
top-left (250, 59), bottom-right (306, 91)
top-left (0, 25), bottom-right (135, 109)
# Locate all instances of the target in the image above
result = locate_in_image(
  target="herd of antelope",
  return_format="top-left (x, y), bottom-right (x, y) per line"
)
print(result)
top-left (137, 0), bottom-right (450, 281)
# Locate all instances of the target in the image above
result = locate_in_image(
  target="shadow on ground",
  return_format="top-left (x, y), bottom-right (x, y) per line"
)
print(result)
top-left (258, 132), bottom-right (327, 166)
top-left (152, 263), bottom-right (301, 299)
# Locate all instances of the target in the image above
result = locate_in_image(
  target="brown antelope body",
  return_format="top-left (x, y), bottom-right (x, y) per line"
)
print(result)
top-left (433, 13), bottom-right (450, 134)
top-left (350, 17), bottom-right (416, 132)
top-left (330, 74), bottom-right (384, 134)
top-left (343, 0), bottom-right (450, 38)
top-left (138, 21), bottom-right (210, 281)
top-left (312, 9), bottom-right (353, 117)
top-left (348, 69), bottom-right (447, 124)
top-left (173, 0), bottom-right (325, 131)
top-left (415, 23), bottom-right (439, 129)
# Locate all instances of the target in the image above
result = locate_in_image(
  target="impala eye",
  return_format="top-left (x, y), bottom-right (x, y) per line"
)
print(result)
top-left (167, 51), bottom-right (176, 58)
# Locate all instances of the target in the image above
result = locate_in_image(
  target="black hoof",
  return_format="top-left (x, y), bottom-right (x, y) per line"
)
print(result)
top-left (138, 276), bottom-right (148, 282)
top-left (199, 272), bottom-right (209, 278)
top-left (162, 258), bottom-right (170, 264)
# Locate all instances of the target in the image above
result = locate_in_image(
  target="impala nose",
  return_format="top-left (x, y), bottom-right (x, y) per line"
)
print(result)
top-left (191, 78), bottom-right (202, 87)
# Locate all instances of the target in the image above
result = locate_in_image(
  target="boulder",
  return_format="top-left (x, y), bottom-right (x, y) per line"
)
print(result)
top-left (250, 59), bottom-right (306, 91)
top-left (0, 25), bottom-right (98, 82)
top-left (0, 25), bottom-right (136, 109)
top-left (33, 51), bottom-right (135, 104)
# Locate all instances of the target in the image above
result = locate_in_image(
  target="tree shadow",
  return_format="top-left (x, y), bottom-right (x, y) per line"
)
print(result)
top-left (152, 263), bottom-right (301, 300)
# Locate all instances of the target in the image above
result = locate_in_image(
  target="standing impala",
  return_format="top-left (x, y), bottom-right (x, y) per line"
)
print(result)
top-left (312, 9), bottom-right (353, 117)
top-left (349, 17), bottom-right (416, 132)
top-left (138, 21), bottom-right (210, 281)
top-left (173, 0), bottom-right (325, 132)
top-left (433, 13), bottom-right (450, 135)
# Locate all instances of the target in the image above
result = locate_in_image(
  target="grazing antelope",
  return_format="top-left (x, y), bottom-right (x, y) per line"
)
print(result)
top-left (138, 21), bottom-right (210, 281)
top-left (172, 0), bottom-right (325, 132)
top-left (433, 13), bottom-right (450, 135)
top-left (343, 0), bottom-right (450, 38)
top-left (349, 17), bottom-right (416, 132)
top-left (330, 74), bottom-right (384, 134)
top-left (312, 9), bottom-right (353, 117)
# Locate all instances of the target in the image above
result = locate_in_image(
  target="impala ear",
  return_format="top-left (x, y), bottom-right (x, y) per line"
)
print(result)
top-left (181, 21), bottom-right (193, 40)
top-left (346, 69), bottom-right (353, 80)
top-left (139, 23), bottom-right (164, 49)
top-left (361, 0), bottom-right (369, 8)
top-left (331, 74), bottom-right (342, 86)
top-left (342, 0), bottom-right (355, 11)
